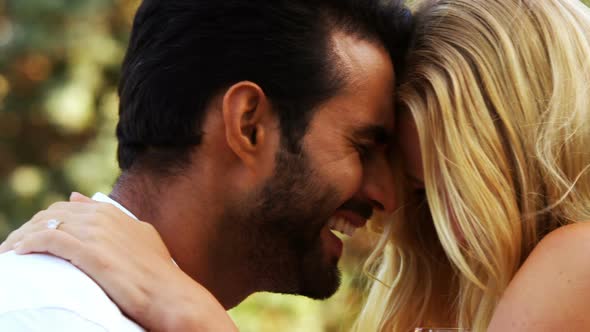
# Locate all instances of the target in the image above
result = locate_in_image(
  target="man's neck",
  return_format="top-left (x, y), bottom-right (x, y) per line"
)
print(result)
top-left (109, 172), bottom-right (258, 309)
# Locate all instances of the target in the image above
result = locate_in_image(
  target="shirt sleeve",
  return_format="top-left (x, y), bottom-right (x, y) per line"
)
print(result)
top-left (0, 308), bottom-right (109, 332)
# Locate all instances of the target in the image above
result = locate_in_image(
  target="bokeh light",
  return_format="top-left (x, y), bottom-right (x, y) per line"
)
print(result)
top-left (9, 166), bottom-right (45, 198)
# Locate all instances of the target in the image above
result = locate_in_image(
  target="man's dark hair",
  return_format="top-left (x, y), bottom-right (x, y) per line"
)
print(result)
top-left (116, 0), bottom-right (413, 174)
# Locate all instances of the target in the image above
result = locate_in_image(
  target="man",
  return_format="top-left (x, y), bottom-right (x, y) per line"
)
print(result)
top-left (0, 0), bottom-right (412, 330)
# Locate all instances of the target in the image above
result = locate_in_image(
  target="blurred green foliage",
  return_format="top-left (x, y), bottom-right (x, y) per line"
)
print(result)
top-left (1, 0), bottom-right (589, 331)
top-left (0, 0), bottom-right (134, 236)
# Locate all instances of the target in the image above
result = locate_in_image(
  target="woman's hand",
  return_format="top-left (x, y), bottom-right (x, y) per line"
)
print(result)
top-left (0, 193), bottom-right (238, 332)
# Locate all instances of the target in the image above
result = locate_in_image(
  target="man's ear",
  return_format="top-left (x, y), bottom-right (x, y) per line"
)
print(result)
top-left (222, 81), bottom-right (275, 169)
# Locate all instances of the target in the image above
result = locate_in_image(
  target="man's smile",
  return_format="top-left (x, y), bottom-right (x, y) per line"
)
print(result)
top-left (327, 210), bottom-right (369, 238)
top-left (326, 198), bottom-right (373, 238)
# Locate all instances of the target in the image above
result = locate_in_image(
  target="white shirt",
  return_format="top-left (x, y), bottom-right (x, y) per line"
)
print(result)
top-left (0, 193), bottom-right (145, 331)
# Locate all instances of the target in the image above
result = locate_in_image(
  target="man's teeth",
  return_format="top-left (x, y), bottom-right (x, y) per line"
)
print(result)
top-left (328, 217), bottom-right (357, 237)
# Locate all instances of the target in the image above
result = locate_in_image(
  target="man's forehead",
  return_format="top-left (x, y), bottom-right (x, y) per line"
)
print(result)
top-left (330, 35), bottom-right (395, 115)
top-left (331, 32), bottom-right (391, 81)
top-left (353, 95), bottom-right (395, 131)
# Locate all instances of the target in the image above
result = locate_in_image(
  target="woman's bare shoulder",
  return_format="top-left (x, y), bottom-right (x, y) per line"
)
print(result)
top-left (488, 222), bottom-right (590, 331)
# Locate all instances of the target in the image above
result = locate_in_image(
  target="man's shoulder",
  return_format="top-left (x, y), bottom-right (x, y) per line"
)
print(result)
top-left (0, 251), bottom-right (109, 311)
top-left (0, 251), bottom-right (143, 331)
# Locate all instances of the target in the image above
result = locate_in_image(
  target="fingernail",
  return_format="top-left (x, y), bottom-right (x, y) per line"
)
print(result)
top-left (13, 242), bottom-right (22, 253)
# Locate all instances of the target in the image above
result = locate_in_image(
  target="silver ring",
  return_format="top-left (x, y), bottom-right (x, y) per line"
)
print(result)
top-left (47, 219), bottom-right (62, 230)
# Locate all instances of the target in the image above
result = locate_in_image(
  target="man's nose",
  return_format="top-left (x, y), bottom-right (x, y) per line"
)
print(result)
top-left (361, 152), bottom-right (397, 214)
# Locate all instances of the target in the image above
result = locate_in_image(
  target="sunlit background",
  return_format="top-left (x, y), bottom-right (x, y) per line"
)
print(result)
top-left (2, 1), bottom-right (589, 331)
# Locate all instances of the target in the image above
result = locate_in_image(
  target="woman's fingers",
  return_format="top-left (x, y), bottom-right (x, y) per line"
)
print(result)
top-left (70, 192), bottom-right (94, 203)
top-left (0, 209), bottom-right (77, 253)
top-left (0, 231), bottom-right (20, 253)
top-left (13, 229), bottom-right (86, 265)
top-left (1, 195), bottom-right (95, 252)
top-left (0, 198), bottom-right (130, 253)
top-left (0, 216), bottom-right (56, 253)
top-left (0, 227), bottom-right (26, 252)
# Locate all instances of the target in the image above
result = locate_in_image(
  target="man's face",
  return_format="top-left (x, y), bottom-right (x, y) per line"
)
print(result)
top-left (225, 34), bottom-right (396, 299)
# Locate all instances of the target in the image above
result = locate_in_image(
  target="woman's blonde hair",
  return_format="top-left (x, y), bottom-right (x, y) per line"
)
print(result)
top-left (354, 0), bottom-right (590, 331)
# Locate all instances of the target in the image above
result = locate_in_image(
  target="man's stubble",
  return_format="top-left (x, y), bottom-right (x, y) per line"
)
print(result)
top-left (217, 146), bottom-right (343, 300)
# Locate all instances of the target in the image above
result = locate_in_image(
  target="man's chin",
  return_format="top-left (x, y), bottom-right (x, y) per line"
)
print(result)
top-left (298, 264), bottom-right (342, 300)
top-left (303, 282), bottom-right (341, 300)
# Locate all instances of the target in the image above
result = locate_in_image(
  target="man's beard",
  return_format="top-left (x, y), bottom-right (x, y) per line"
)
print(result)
top-left (220, 146), bottom-right (343, 299)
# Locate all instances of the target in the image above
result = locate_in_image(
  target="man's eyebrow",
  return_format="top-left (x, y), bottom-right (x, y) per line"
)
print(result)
top-left (353, 125), bottom-right (392, 145)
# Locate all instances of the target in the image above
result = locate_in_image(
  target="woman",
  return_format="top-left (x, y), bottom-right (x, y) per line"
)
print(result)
top-left (355, 0), bottom-right (590, 330)
top-left (2, 0), bottom-right (590, 330)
